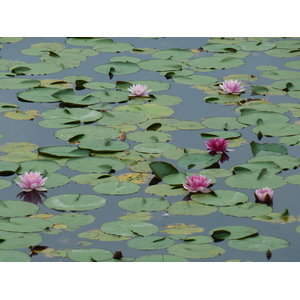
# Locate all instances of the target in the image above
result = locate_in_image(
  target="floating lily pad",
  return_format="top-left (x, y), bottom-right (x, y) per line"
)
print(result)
top-left (134, 254), bottom-right (189, 262)
top-left (0, 102), bottom-right (18, 112)
top-left (201, 116), bottom-right (247, 130)
top-left (0, 231), bottom-right (42, 249)
top-left (252, 122), bottom-right (300, 136)
top-left (188, 56), bottom-right (245, 70)
top-left (237, 111), bottom-right (290, 125)
top-left (209, 226), bottom-right (258, 240)
top-left (0, 217), bottom-right (53, 232)
top-left (225, 169), bottom-right (287, 189)
top-left (201, 131), bottom-right (241, 139)
top-left (78, 139), bottom-right (130, 152)
top-left (177, 153), bottom-right (221, 170)
top-left (43, 194), bottom-right (106, 211)
top-left (17, 160), bottom-right (61, 174)
top-left (93, 42), bottom-right (134, 53)
top-left (133, 142), bottom-right (177, 154)
top-left (67, 248), bottom-right (113, 262)
top-left (0, 200), bottom-right (39, 217)
top-left (93, 181), bottom-right (141, 195)
top-left (50, 213), bottom-right (95, 228)
top-left (152, 48), bottom-right (194, 59)
top-left (145, 184), bottom-right (187, 196)
top-left (17, 87), bottom-right (62, 103)
top-left (88, 90), bottom-right (129, 103)
top-left (204, 94), bottom-right (243, 104)
top-left (97, 110), bottom-right (147, 126)
top-left (228, 236), bottom-right (290, 252)
top-left (167, 243), bottom-right (225, 259)
top-left (0, 161), bottom-right (20, 175)
top-left (138, 59), bottom-right (188, 72)
top-left (219, 203), bottom-right (273, 218)
top-left (78, 229), bottom-right (131, 242)
top-left (167, 201), bottom-right (218, 216)
top-left (118, 197), bottom-right (170, 212)
top-left (94, 62), bottom-right (140, 77)
top-left (38, 145), bottom-right (90, 158)
top-left (44, 173), bottom-right (70, 188)
top-left (172, 74), bottom-right (218, 85)
top-left (250, 141), bottom-right (288, 156)
top-left (54, 125), bottom-right (120, 143)
top-left (0, 250), bottom-right (30, 262)
top-left (191, 190), bottom-right (248, 206)
top-left (0, 78), bottom-right (40, 89)
top-left (127, 131), bottom-right (172, 143)
top-left (100, 220), bottom-right (159, 237)
top-left (160, 223), bottom-right (204, 235)
top-left (127, 236), bottom-right (174, 250)
top-left (66, 156), bottom-right (126, 173)
top-left (10, 62), bottom-right (63, 75)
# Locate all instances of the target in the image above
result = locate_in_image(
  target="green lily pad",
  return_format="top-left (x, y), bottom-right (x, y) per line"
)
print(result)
top-left (145, 184), bottom-right (187, 197)
top-left (100, 220), bottom-right (159, 237)
top-left (118, 197), bottom-right (170, 212)
top-left (172, 74), bottom-right (218, 85)
top-left (250, 141), bottom-right (288, 156)
top-left (261, 69), bottom-right (300, 80)
top-left (127, 131), bottom-right (172, 143)
top-left (0, 161), bottom-right (20, 175)
top-left (188, 56), bottom-right (245, 70)
top-left (83, 81), bottom-right (115, 90)
top-left (0, 217), bottom-right (53, 232)
top-left (43, 194), bottom-right (106, 211)
top-left (78, 229), bottom-right (131, 242)
top-left (0, 231), bottom-right (42, 249)
top-left (88, 90), bottom-right (129, 103)
top-left (44, 173), bottom-right (70, 188)
top-left (191, 189), bottom-right (248, 206)
top-left (209, 225), bottom-right (258, 240)
top-left (230, 162), bottom-right (281, 175)
top-left (0, 78), bottom-right (40, 89)
top-left (219, 203), bottom-right (273, 218)
top-left (0, 200), bottom-right (39, 217)
top-left (167, 201), bottom-right (218, 216)
top-left (201, 116), bottom-right (246, 130)
top-left (50, 213), bottom-right (95, 228)
top-left (93, 181), bottom-right (141, 195)
top-left (0, 179), bottom-right (11, 190)
top-left (17, 87), bottom-right (62, 103)
top-left (138, 59), bottom-right (188, 72)
top-left (201, 131), bottom-right (241, 139)
top-left (204, 94), bottom-right (243, 104)
top-left (0, 102), bottom-right (18, 112)
top-left (97, 110), bottom-right (147, 126)
top-left (225, 169), bottom-right (287, 189)
top-left (133, 142), bottom-right (177, 154)
top-left (67, 248), bottom-right (113, 262)
top-left (127, 236), bottom-right (174, 250)
top-left (93, 42), bottom-right (134, 52)
top-left (239, 41), bottom-right (276, 51)
top-left (78, 139), bottom-right (130, 152)
top-left (94, 62), bottom-right (140, 77)
top-left (135, 254), bottom-right (189, 262)
top-left (10, 62), bottom-right (63, 75)
top-left (0, 250), bottom-right (30, 262)
top-left (152, 48), bottom-right (194, 59)
top-left (66, 156), bottom-right (126, 173)
top-left (252, 122), bottom-right (300, 136)
top-left (17, 160), bottom-right (61, 174)
top-left (237, 111), bottom-right (290, 125)
top-left (38, 145), bottom-right (90, 158)
top-left (285, 174), bottom-right (300, 185)
top-left (228, 236), bottom-right (290, 252)
top-left (167, 243), bottom-right (225, 259)
top-left (177, 153), bottom-right (221, 170)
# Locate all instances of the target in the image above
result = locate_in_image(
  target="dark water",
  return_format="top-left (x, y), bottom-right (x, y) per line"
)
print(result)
top-left (0, 37), bottom-right (300, 262)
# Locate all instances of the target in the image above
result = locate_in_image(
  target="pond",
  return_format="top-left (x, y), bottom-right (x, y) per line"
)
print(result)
top-left (1, 37), bottom-right (300, 262)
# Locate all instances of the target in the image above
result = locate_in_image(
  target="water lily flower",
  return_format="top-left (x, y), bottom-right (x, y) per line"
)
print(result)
top-left (205, 137), bottom-right (230, 154)
top-left (128, 84), bottom-right (151, 97)
top-left (16, 171), bottom-right (48, 192)
top-left (182, 174), bottom-right (211, 193)
top-left (254, 187), bottom-right (273, 202)
top-left (219, 79), bottom-right (245, 95)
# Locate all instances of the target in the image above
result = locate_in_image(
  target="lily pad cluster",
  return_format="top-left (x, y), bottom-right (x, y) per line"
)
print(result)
top-left (0, 37), bottom-right (300, 262)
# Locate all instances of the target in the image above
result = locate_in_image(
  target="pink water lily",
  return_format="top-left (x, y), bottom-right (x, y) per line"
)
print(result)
top-left (254, 187), bottom-right (273, 202)
top-left (205, 137), bottom-right (230, 154)
top-left (182, 174), bottom-right (211, 193)
top-left (128, 84), bottom-right (151, 97)
top-left (219, 79), bottom-right (245, 95)
top-left (16, 171), bottom-right (48, 192)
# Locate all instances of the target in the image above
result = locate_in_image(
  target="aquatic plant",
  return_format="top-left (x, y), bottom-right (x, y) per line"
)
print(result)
top-left (219, 79), bottom-right (245, 94)
top-left (128, 83), bottom-right (151, 97)
top-left (16, 171), bottom-right (48, 192)
top-left (182, 174), bottom-right (211, 193)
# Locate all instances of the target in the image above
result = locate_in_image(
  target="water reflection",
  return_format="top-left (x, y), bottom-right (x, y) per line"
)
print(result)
top-left (17, 190), bottom-right (47, 204)
top-left (208, 151), bottom-right (230, 163)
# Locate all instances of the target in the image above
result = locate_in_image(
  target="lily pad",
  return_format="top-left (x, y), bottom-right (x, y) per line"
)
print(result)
top-left (228, 236), bottom-right (290, 252)
top-left (138, 59), bottom-right (188, 72)
top-left (43, 194), bottom-right (106, 211)
top-left (0, 78), bottom-right (40, 89)
top-left (0, 200), bottom-right (39, 217)
top-left (219, 203), bottom-right (273, 218)
top-left (134, 254), bottom-right (188, 262)
top-left (0, 250), bottom-right (30, 262)
top-left (100, 220), bottom-right (159, 237)
top-left (94, 62), bottom-right (140, 77)
top-left (177, 153), bottom-right (221, 170)
top-left (167, 201), bottom-right (218, 216)
top-left (188, 56), bottom-right (245, 70)
top-left (38, 145), bottom-right (90, 158)
top-left (209, 226), bottom-right (258, 240)
top-left (201, 116), bottom-right (247, 130)
top-left (50, 213), bottom-right (95, 228)
top-left (118, 197), bottom-right (170, 212)
top-left (127, 236), bottom-right (174, 250)
top-left (0, 231), bottom-right (42, 249)
top-left (191, 190), bottom-right (249, 206)
top-left (167, 243), bottom-right (225, 259)
top-left (252, 122), bottom-right (300, 137)
top-left (133, 142), bottom-right (177, 154)
top-left (172, 74), bottom-right (218, 85)
top-left (93, 181), bottom-right (141, 195)
top-left (67, 248), bottom-right (113, 262)
top-left (0, 217), bottom-right (53, 232)
top-left (17, 87), bottom-right (61, 103)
